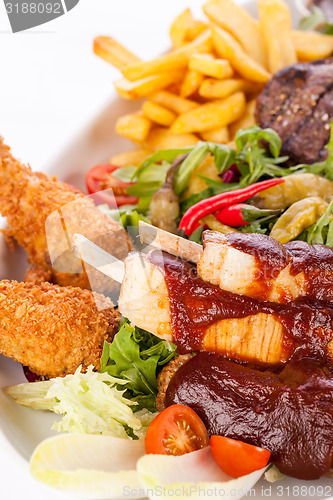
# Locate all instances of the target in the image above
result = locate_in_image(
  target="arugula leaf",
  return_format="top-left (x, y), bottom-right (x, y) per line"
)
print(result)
top-left (101, 321), bottom-right (176, 412)
top-left (98, 204), bottom-right (150, 230)
top-left (174, 143), bottom-right (209, 195)
top-left (135, 147), bottom-right (194, 178)
top-left (189, 225), bottom-right (204, 244)
top-left (111, 165), bottom-right (137, 183)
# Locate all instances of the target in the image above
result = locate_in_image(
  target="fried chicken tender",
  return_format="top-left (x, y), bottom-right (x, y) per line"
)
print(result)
top-left (0, 138), bottom-right (129, 291)
top-left (0, 280), bottom-right (119, 378)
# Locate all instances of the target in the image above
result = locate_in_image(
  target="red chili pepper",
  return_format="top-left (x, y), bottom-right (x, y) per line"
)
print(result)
top-left (215, 203), bottom-right (282, 227)
top-left (178, 178), bottom-right (284, 236)
top-left (215, 203), bottom-right (249, 227)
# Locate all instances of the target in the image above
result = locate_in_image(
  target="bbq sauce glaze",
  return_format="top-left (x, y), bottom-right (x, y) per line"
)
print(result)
top-left (148, 249), bottom-right (333, 359)
top-left (203, 231), bottom-right (333, 302)
top-left (148, 238), bottom-right (333, 480)
top-left (165, 352), bottom-right (333, 480)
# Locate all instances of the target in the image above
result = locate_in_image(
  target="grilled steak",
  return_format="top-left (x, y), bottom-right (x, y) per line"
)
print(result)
top-left (255, 59), bottom-right (333, 164)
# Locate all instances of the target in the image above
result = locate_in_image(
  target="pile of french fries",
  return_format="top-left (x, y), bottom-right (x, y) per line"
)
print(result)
top-left (94, 0), bottom-right (333, 167)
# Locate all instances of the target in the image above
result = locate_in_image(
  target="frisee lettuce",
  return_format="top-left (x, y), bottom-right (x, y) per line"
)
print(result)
top-left (6, 366), bottom-right (156, 439)
top-left (101, 320), bottom-right (177, 412)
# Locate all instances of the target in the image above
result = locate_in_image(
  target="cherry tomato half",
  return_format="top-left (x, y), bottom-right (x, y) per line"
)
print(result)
top-left (210, 436), bottom-right (271, 478)
top-left (85, 164), bottom-right (138, 207)
top-left (145, 404), bottom-right (209, 456)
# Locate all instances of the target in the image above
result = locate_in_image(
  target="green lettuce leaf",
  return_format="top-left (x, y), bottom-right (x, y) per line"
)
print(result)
top-left (101, 320), bottom-right (177, 411)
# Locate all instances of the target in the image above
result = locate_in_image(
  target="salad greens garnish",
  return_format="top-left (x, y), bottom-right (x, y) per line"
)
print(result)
top-left (101, 319), bottom-right (177, 412)
top-left (299, 4), bottom-right (333, 34)
top-left (6, 366), bottom-right (156, 439)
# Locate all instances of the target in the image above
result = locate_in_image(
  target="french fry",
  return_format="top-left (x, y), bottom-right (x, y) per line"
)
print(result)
top-left (229, 99), bottom-right (257, 138)
top-left (170, 91), bottom-right (246, 134)
top-left (114, 70), bottom-right (185, 99)
top-left (258, 0), bottom-right (296, 74)
top-left (149, 91), bottom-right (199, 114)
top-left (169, 8), bottom-right (194, 49)
top-left (142, 101), bottom-right (176, 127)
top-left (184, 20), bottom-right (209, 42)
top-left (110, 149), bottom-right (153, 167)
top-left (143, 128), bottom-right (199, 151)
top-left (199, 78), bottom-right (260, 99)
top-left (93, 36), bottom-right (141, 69)
top-left (180, 70), bottom-right (205, 98)
top-left (189, 53), bottom-right (234, 79)
top-left (122, 29), bottom-right (212, 81)
top-left (203, 0), bottom-right (267, 67)
top-left (115, 114), bottom-right (152, 142)
top-left (212, 26), bottom-right (271, 82)
top-left (200, 126), bottom-right (230, 143)
top-left (293, 30), bottom-right (333, 62)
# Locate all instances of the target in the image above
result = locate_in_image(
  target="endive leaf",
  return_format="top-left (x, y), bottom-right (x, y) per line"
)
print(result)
top-left (30, 434), bottom-right (146, 499)
top-left (137, 447), bottom-right (266, 500)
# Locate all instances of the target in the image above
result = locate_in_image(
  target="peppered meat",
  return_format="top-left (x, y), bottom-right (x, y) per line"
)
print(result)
top-left (0, 138), bottom-right (129, 292)
top-left (0, 280), bottom-right (119, 378)
top-left (255, 59), bottom-right (333, 164)
top-left (156, 353), bottom-right (196, 411)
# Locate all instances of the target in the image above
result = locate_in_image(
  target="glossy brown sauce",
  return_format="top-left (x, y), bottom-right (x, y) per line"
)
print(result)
top-left (150, 232), bottom-right (333, 480)
top-left (221, 232), bottom-right (333, 302)
top-left (166, 352), bottom-right (333, 480)
top-left (148, 250), bottom-right (333, 361)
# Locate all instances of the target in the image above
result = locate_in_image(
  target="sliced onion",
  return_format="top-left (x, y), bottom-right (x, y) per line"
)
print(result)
top-left (137, 447), bottom-right (266, 500)
top-left (30, 433), bottom-right (146, 499)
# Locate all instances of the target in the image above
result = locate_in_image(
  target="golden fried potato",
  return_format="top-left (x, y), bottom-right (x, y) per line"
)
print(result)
top-left (110, 149), bottom-right (153, 167)
top-left (143, 127), bottom-right (199, 151)
top-left (212, 26), bottom-right (271, 82)
top-left (258, 0), bottom-right (296, 73)
top-left (200, 126), bottom-right (229, 143)
top-left (229, 99), bottom-right (257, 138)
top-left (122, 30), bottom-right (212, 81)
top-left (292, 30), bottom-right (333, 62)
top-left (93, 36), bottom-right (141, 69)
top-left (149, 90), bottom-right (199, 114)
top-left (114, 70), bottom-right (185, 99)
top-left (142, 101), bottom-right (176, 127)
top-left (184, 20), bottom-right (209, 42)
top-left (199, 78), bottom-right (260, 99)
top-left (170, 8), bottom-right (194, 48)
top-left (170, 91), bottom-right (246, 134)
top-left (203, 0), bottom-right (267, 67)
top-left (189, 53), bottom-right (234, 79)
top-left (180, 69), bottom-right (205, 97)
top-left (115, 114), bottom-right (152, 141)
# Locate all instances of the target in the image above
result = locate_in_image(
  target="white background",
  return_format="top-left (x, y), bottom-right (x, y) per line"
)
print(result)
top-left (0, 1), bottom-right (206, 499)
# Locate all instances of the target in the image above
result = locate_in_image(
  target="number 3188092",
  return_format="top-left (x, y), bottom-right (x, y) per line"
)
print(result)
top-left (5, 3), bottom-right (62, 14)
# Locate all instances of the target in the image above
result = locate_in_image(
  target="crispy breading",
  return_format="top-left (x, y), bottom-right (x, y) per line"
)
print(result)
top-left (0, 138), bottom-right (129, 291)
top-left (0, 280), bottom-right (119, 378)
top-left (24, 267), bottom-right (53, 285)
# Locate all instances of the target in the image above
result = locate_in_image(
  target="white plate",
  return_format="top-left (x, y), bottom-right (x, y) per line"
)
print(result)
top-left (1, 0), bottom-right (333, 498)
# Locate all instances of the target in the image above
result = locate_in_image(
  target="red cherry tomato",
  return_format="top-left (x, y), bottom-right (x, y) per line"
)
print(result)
top-left (210, 436), bottom-right (271, 478)
top-left (85, 164), bottom-right (138, 207)
top-left (145, 404), bottom-right (209, 456)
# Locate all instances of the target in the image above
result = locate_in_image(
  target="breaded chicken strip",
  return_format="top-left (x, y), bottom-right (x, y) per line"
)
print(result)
top-left (0, 138), bottom-right (129, 291)
top-left (0, 280), bottom-right (119, 378)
